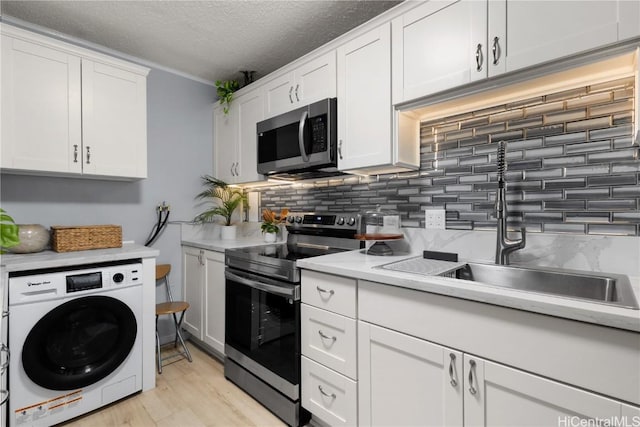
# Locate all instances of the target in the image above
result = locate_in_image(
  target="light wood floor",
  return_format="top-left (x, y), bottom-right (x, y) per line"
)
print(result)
top-left (63, 342), bottom-right (286, 427)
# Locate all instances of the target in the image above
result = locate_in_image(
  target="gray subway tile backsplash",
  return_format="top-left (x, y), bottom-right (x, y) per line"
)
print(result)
top-left (257, 77), bottom-right (638, 236)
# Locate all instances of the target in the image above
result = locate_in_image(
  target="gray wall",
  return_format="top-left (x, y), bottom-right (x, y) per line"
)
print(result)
top-left (1, 67), bottom-right (216, 298)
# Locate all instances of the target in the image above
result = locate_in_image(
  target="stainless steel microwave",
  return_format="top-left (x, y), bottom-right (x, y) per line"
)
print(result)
top-left (257, 98), bottom-right (338, 178)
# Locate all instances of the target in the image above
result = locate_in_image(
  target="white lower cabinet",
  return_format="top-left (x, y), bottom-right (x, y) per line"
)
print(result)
top-left (358, 322), bottom-right (463, 427)
top-left (301, 270), bottom-right (358, 426)
top-left (464, 355), bottom-right (629, 427)
top-left (299, 271), bottom-right (640, 426)
top-left (302, 356), bottom-right (358, 427)
top-left (358, 321), bottom-right (632, 427)
top-left (181, 246), bottom-right (226, 355)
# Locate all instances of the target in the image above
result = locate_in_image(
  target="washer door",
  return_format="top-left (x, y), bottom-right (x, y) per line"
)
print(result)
top-left (22, 295), bottom-right (138, 390)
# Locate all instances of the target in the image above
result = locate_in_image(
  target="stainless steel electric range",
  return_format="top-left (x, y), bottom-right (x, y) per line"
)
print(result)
top-left (224, 212), bottom-right (363, 427)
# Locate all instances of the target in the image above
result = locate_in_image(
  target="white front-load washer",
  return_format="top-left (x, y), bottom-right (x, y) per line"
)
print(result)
top-left (8, 260), bottom-right (144, 427)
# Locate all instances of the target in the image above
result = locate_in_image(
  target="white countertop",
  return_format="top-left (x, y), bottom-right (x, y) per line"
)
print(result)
top-left (297, 250), bottom-right (640, 333)
top-left (1, 243), bottom-right (159, 272)
top-left (181, 237), bottom-right (273, 252)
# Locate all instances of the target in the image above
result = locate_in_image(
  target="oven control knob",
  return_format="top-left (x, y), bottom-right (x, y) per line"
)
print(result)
top-left (347, 217), bottom-right (356, 226)
top-left (295, 216), bottom-right (303, 223)
top-left (287, 216), bottom-right (295, 223)
top-left (113, 273), bottom-right (125, 283)
top-left (337, 217), bottom-right (345, 226)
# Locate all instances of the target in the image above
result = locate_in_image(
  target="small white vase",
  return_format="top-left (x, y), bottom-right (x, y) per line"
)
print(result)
top-left (220, 225), bottom-right (237, 240)
top-left (264, 232), bottom-right (277, 243)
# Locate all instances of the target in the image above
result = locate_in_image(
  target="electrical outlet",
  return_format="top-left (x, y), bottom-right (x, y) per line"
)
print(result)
top-left (424, 209), bottom-right (446, 229)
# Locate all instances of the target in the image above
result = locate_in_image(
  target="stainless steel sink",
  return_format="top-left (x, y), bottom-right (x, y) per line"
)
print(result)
top-left (456, 263), bottom-right (639, 310)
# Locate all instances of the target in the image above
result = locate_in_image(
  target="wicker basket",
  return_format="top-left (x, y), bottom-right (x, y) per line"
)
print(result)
top-left (51, 225), bottom-right (122, 252)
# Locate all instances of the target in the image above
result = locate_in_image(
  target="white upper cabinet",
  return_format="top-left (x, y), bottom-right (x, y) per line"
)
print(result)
top-left (81, 60), bottom-right (147, 178)
top-left (337, 22), bottom-right (418, 174)
top-left (392, 0), bottom-right (636, 104)
top-left (1, 34), bottom-right (82, 174)
top-left (213, 103), bottom-right (238, 183)
top-left (213, 87), bottom-right (265, 184)
top-left (263, 51), bottom-right (336, 118)
top-left (488, 0), bottom-right (623, 78)
top-left (1, 25), bottom-right (149, 179)
top-left (392, 0), bottom-right (487, 104)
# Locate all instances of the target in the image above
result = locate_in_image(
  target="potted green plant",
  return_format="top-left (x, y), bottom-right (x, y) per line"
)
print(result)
top-left (0, 208), bottom-right (20, 253)
top-left (261, 208), bottom-right (288, 243)
top-left (215, 79), bottom-right (240, 115)
top-left (194, 176), bottom-right (247, 240)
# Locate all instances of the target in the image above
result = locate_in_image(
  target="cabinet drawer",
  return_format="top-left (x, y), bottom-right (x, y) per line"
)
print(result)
top-left (301, 270), bottom-right (356, 317)
top-left (302, 304), bottom-right (357, 379)
top-left (301, 356), bottom-right (357, 427)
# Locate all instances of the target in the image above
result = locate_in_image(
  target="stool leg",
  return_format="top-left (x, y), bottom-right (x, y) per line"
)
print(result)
top-left (156, 315), bottom-right (162, 374)
top-left (175, 310), bottom-right (193, 363)
top-left (172, 312), bottom-right (179, 348)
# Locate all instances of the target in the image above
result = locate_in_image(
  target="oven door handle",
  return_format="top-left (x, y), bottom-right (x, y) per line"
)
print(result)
top-left (225, 270), bottom-right (297, 299)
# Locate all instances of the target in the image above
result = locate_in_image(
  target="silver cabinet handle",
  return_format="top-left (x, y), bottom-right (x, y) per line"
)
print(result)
top-left (295, 84), bottom-right (300, 102)
top-left (448, 353), bottom-right (458, 387)
top-left (318, 330), bottom-right (337, 342)
top-left (289, 86), bottom-right (294, 103)
top-left (0, 389), bottom-right (7, 406)
top-left (198, 250), bottom-right (204, 266)
top-left (234, 163), bottom-right (239, 176)
top-left (316, 286), bottom-right (335, 296)
top-left (298, 110), bottom-right (309, 162)
top-left (0, 344), bottom-right (9, 373)
top-left (338, 140), bottom-right (343, 160)
top-left (73, 145), bottom-right (79, 163)
top-left (230, 163), bottom-right (235, 176)
top-left (318, 385), bottom-right (336, 399)
top-left (468, 359), bottom-right (477, 395)
top-left (492, 36), bottom-right (501, 65)
top-left (475, 43), bottom-right (483, 72)
top-left (2, 310), bottom-right (8, 319)
top-left (85, 146), bottom-right (91, 164)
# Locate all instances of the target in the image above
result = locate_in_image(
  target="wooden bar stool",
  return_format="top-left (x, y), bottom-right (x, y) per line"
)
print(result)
top-left (155, 264), bottom-right (192, 373)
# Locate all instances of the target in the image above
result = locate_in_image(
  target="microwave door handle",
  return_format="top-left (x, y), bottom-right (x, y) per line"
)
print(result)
top-left (298, 110), bottom-right (310, 162)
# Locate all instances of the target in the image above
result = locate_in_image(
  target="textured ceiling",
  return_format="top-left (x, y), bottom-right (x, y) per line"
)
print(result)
top-left (0, 0), bottom-right (401, 83)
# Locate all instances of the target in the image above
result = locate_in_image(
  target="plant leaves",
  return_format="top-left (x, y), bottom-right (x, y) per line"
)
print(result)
top-left (0, 208), bottom-right (20, 249)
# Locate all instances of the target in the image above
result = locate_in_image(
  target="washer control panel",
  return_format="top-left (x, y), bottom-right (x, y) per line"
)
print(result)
top-left (9, 261), bottom-right (142, 305)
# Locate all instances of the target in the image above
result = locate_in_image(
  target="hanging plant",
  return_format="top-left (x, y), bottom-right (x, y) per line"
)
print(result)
top-left (215, 79), bottom-right (240, 114)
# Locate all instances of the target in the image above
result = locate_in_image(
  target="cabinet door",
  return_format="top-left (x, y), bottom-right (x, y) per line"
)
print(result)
top-left (293, 51), bottom-right (336, 107)
top-left (358, 322), bottom-right (463, 427)
top-left (1, 35), bottom-right (82, 174)
top-left (81, 60), bottom-right (147, 178)
top-left (182, 247), bottom-right (204, 340)
top-left (213, 103), bottom-right (239, 183)
top-left (463, 355), bottom-right (625, 426)
top-left (203, 250), bottom-right (226, 355)
top-left (235, 89), bottom-right (264, 183)
top-left (488, 0), bottom-right (620, 77)
top-left (337, 23), bottom-right (392, 172)
top-left (392, 0), bottom-right (487, 104)
top-left (264, 52), bottom-right (336, 119)
top-left (263, 72), bottom-right (296, 118)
